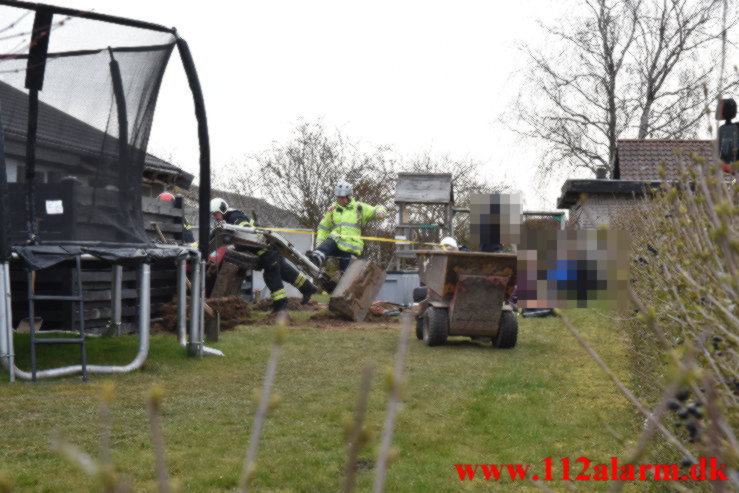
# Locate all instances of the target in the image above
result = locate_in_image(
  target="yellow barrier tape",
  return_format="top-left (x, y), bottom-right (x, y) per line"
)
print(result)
top-left (253, 226), bottom-right (443, 247)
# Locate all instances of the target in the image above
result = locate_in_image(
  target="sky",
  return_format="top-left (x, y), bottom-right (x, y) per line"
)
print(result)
top-left (10, 0), bottom-right (578, 210)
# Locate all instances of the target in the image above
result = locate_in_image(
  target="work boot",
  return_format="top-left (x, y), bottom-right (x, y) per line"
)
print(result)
top-left (306, 250), bottom-right (324, 268)
top-left (272, 297), bottom-right (288, 313)
top-left (299, 281), bottom-right (318, 305)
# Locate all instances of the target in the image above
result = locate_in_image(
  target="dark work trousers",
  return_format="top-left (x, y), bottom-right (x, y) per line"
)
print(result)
top-left (258, 250), bottom-right (303, 285)
top-left (315, 238), bottom-right (353, 272)
top-left (257, 249), bottom-right (305, 310)
top-left (228, 246), bottom-right (295, 310)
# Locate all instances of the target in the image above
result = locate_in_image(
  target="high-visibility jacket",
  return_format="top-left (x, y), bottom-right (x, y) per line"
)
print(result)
top-left (316, 199), bottom-right (386, 255)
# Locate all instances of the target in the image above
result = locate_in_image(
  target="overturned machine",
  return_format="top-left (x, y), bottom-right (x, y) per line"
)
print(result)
top-left (210, 223), bottom-right (386, 322)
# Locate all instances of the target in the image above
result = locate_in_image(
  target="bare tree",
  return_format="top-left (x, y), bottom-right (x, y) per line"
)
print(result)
top-left (514, 0), bottom-right (737, 178)
top-left (214, 122), bottom-right (509, 265)
top-left (213, 158), bottom-right (259, 200)
top-left (253, 120), bottom-right (396, 229)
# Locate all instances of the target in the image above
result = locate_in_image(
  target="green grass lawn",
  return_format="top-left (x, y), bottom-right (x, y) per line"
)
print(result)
top-left (0, 309), bottom-right (639, 492)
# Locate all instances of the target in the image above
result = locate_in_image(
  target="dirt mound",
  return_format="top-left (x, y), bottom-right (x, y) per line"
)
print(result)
top-left (153, 296), bottom-right (252, 332)
top-left (207, 297), bottom-right (252, 329)
top-left (308, 310), bottom-right (400, 328)
top-left (365, 312), bottom-right (400, 323)
top-left (260, 311), bottom-right (298, 326)
top-left (253, 297), bottom-right (322, 312)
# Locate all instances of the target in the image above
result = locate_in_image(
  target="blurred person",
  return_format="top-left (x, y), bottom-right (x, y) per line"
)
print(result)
top-left (469, 192), bottom-right (521, 253)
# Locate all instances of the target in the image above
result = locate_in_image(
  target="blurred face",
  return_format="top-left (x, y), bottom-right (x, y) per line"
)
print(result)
top-left (337, 196), bottom-right (350, 206)
top-left (212, 211), bottom-right (224, 222)
top-left (470, 193), bottom-right (522, 247)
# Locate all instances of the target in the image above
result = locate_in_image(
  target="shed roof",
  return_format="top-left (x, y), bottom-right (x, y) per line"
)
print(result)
top-left (556, 179), bottom-right (664, 209)
top-left (394, 173), bottom-right (453, 204)
top-left (614, 139), bottom-right (714, 180)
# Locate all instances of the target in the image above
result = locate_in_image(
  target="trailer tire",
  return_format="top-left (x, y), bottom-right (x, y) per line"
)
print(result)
top-left (412, 286), bottom-right (428, 302)
top-left (415, 316), bottom-right (424, 340)
top-left (494, 311), bottom-right (518, 349)
top-left (423, 306), bottom-right (448, 346)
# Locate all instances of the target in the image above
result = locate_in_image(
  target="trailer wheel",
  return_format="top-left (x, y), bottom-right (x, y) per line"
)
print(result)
top-left (412, 286), bottom-right (428, 302)
top-left (413, 287), bottom-right (428, 339)
top-left (423, 306), bottom-right (448, 346)
top-left (494, 311), bottom-right (518, 349)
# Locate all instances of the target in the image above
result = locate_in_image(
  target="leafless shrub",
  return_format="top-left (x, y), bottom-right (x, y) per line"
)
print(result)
top-left (238, 323), bottom-right (287, 493)
top-left (607, 156), bottom-right (738, 487)
top-left (341, 365), bottom-right (374, 493)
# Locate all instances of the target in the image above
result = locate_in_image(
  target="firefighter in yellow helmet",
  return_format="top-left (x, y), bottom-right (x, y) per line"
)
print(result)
top-left (307, 180), bottom-right (387, 272)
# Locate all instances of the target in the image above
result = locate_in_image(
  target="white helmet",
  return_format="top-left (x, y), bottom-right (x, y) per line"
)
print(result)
top-left (440, 236), bottom-right (458, 250)
top-left (334, 180), bottom-right (353, 197)
top-left (210, 198), bottom-right (228, 214)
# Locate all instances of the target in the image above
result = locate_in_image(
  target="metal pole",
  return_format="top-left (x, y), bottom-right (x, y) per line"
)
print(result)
top-left (187, 255), bottom-right (202, 357)
top-left (0, 263), bottom-right (9, 382)
top-left (137, 263), bottom-right (151, 367)
top-left (27, 268), bottom-right (36, 381)
top-left (4, 263), bottom-right (14, 382)
top-left (176, 258), bottom-right (187, 345)
top-left (176, 37), bottom-right (211, 262)
top-left (199, 260), bottom-right (205, 350)
top-left (0, 1), bottom-right (176, 33)
top-left (111, 264), bottom-right (123, 335)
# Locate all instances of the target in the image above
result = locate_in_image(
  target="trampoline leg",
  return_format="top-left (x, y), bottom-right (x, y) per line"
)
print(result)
top-left (187, 256), bottom-right (203, 357)
top-left (176, 258), bottom-right (187, 346)
top-left (0, 262), bottom-right (15, 382)
top-left (111, 264), bottom-right (123, 335)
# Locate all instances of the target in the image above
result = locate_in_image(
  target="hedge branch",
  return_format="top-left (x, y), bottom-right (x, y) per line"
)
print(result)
top-left (372, 313), bottom-right (411, 493)
top-left (238, 323), bottom-right (287, 493)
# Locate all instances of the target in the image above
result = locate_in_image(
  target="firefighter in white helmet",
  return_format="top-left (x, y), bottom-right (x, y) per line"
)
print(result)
top-left (307, 180), bottom-right (388, 272)
top-left (210, 197), bottom-right (317, 312)
top-left (439, 236), bottom-right (459, 251)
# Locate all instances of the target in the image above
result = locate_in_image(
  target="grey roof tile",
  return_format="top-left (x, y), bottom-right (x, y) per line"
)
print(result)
top-left (616, 139), bottom-right (715, 181)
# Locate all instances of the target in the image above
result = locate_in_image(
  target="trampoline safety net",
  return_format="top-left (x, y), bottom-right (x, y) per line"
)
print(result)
top-left (0, 2), bottom-right (181, 256)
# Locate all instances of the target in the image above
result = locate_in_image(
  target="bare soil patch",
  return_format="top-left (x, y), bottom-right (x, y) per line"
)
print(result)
top-left (153, 296), bottom-right (252, 332)
top-left (253, 297), bottom-right (322, 312)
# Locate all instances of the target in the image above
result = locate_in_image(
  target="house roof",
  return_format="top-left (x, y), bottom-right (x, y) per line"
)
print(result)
top-left (186, 186), bottom-right (302, 229)
top-left (614, 139), bottom-right (715, 180)
top-left (0, 80), bottom-right (193, 188)
top-left (557, 139), bottom-right (717, 209)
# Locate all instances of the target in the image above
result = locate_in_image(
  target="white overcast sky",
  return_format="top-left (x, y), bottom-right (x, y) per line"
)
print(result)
top-left (23, 0), bottom-right (579, 209)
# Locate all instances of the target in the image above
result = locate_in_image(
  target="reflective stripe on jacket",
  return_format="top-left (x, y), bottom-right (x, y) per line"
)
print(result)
top-left (224, 209), bottom-right (255, 228)
top-left (316, 199), bottom-right (386, 255)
